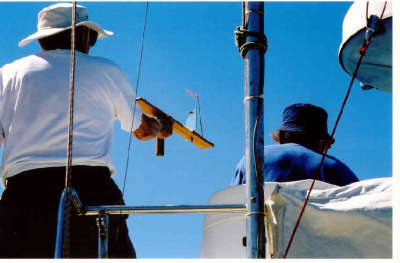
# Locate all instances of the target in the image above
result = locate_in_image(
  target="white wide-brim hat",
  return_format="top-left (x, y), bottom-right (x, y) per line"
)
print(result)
top-left (19, 3), bottom-right (113, 47)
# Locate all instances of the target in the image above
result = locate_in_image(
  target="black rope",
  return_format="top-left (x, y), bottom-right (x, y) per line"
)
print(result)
top-left (122, 1), bottom-right (149, 198)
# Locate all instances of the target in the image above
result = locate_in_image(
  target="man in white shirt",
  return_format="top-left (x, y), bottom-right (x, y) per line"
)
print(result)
top-left (0, 3), bottom-right (171, 258)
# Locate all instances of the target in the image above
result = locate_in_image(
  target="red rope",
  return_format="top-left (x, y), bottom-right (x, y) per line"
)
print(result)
top-left (283, 54), bottom-right (364, 258)
top-left (282, 1), bottom-right (387, 257)
top-left (366, 1), bottom-right (387, 26)
top-left (283, 53), bottom-right (364, 258)
top-left (379, 2), bottom-right (387, 19)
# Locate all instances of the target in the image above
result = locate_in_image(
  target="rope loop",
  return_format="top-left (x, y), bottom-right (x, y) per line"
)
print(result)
top-left (245, 211), bottom-right (265, 217)
top-left (244, 95), bottom-right (264, 103)
top-left (234, 26), bottom-right (267, 58)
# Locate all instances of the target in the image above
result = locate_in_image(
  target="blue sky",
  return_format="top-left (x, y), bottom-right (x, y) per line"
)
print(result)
top-left (0, 1), bottom-right (394, 258)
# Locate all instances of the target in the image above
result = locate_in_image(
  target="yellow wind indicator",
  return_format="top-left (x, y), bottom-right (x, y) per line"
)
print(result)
top-left (136, 97), bottom-right (214, 156)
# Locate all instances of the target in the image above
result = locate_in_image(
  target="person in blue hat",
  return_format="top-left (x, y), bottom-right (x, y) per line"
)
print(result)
top-left (231, 103), bottom-right (359, 186)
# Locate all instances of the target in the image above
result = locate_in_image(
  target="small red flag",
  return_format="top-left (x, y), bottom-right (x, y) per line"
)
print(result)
top-left (185, 89), bottom-right (198, 98)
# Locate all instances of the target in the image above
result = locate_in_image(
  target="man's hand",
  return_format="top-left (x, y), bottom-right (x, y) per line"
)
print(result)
top-left (132, 113), bottom-right (172, 141)
top-left (155, 114), bottom-right (173, 139)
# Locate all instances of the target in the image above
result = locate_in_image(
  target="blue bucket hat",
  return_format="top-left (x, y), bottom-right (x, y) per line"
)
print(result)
top-left (276, 103), bottom-right (330, 139)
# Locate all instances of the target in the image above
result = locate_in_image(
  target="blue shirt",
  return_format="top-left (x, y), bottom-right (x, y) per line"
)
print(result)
top-left (231, 143), bottom-right (359, 186)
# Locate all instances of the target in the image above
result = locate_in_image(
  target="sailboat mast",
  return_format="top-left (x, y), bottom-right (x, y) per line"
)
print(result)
top-left (242, 1), bottom-right (266, 258)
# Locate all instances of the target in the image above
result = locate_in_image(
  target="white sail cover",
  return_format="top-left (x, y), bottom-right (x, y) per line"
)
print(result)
top-left (338, 1), bottom-right (392, 92)
top-left (201, 178), bottom-right (392, 258)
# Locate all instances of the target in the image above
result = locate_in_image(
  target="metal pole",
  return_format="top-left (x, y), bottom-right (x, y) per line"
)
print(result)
top-left (55, 187), bottom-right (84, 258)
top-left (96, 211), bottom-right (109, 258)
top-left (55, 189), bottom-right (67, 258)
top-left (85, 204), bottom-right (246, 215)
top-left (244, 1), bottom-right (266, 258)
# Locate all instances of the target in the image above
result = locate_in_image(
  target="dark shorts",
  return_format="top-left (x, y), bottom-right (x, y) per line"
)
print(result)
top-left (0, 166), bottom-right (136, 258)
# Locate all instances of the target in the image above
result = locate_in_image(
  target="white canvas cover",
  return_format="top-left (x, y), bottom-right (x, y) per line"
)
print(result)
top-left (201, 178), bottom-right (392, 258)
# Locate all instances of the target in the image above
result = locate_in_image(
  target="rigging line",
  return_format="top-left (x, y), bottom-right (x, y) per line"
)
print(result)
top-left (365, 2), bottom-right (387, 27)
top-left (379, 2), bottom-right (387, 20)
top-left (62, 1), bottom-right (77, 258)
top-left (283, 52), bottom-right (366, 259)
top-left (366, 2), bottom-right (387, 24)
top-left (122, 1), bottom-right (149, 197)
top-left (242, 2), bottom-right (246, 29)
top-left (66, 1), bottom-right (77, 189)
top-left (196, 96), bottom-right (204, 136)
top-left (252, 116), bottom-right (263, 256)
top-left (282, 2), bottom-right (387, 254)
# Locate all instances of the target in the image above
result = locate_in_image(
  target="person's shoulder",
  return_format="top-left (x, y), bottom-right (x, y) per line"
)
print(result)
top-left (323, 153), bottom-right (359, 184)
top-left (82, 53), bottom-right (127, 75)
top-left (273, 143), bottom-right (347, 168)
top-left (85, 54), bottom-right (115, 64)
top-left (323, 153), bottom-right (351, 170)
top-left (264, 143), bottom-right (326, 166)
top-left (265, 143), bottom-right (314, 155)
top-left (313, 147), bottom-right (358, 182)
top-left (263, 143), bottom-right (301, 162)
top-left (1, 53), bottom-right (35, 67)
top-left (80, 53), bottom-right (119, 67)
top-left (0, 53), bottom-right (43, 75)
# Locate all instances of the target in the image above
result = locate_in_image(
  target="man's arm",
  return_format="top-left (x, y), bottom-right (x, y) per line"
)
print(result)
top-left (132, 113), bottom-right (172, 141)
top-left (231, 156), bottom-right (246, 185)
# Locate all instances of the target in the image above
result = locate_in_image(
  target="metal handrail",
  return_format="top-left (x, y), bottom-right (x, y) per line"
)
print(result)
top-left (55, 190), bottom-right (247, 258)
top-left (84, 203), bottom-right (247, 215)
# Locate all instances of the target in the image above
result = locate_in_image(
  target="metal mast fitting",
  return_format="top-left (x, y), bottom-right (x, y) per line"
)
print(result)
top-left (235, 1), bottom-right (267, 258)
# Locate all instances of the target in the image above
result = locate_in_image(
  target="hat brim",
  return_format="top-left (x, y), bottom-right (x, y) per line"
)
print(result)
top-left (18, 21), bottom-right (113, 47)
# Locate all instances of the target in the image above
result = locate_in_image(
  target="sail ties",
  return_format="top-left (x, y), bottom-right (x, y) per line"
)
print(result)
top-left (282, 2), bottom-right (388, 258)
top-left (234, 26), bottom-right (267, 58)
